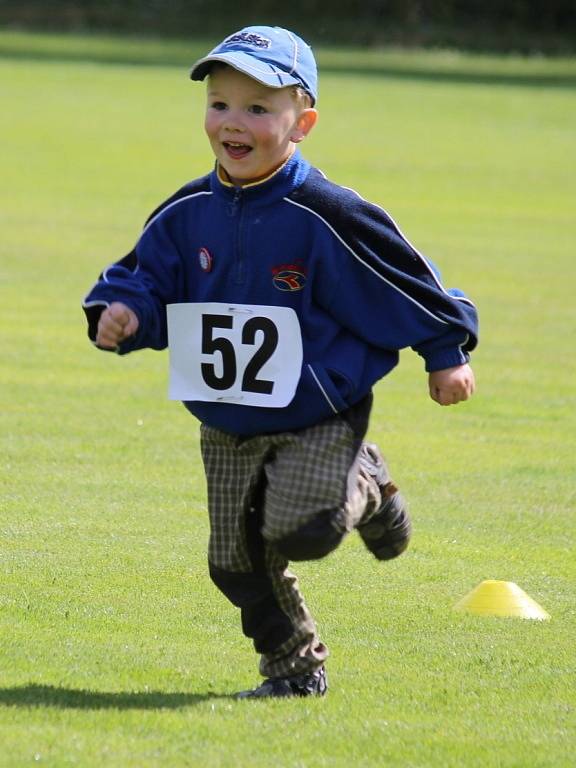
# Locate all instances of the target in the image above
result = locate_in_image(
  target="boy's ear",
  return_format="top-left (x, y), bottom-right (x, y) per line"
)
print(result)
top-left (291, 108), bottom-right (318, 143)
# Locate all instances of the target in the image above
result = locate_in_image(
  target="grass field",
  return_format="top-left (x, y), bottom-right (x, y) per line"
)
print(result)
top-left (1, 29), bottom-right (575, 768)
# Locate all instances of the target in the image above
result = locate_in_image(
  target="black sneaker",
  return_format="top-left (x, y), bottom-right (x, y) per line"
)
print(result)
top-left (357, 443), bottom-right (412, 561)
top-left (235, 666), bottom-right (328, 700)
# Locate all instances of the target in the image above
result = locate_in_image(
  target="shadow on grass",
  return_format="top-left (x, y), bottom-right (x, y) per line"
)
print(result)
top-left (1, 44), bottom-right (575, 90)
top-left (0, 683), bottom-right (228, 710)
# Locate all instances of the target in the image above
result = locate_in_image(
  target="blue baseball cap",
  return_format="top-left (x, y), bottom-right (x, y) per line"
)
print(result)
top-left (190, 25), bottom-right (318, 105)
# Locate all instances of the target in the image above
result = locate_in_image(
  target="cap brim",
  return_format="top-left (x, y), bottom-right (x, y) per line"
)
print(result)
top-left (190, 52), bottom-right (301, 90)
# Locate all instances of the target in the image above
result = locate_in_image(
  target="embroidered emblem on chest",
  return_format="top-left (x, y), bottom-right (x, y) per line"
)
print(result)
top-left (199, 247), bottom-right (213, 272)
top-left (272, 262), bottom-right (307, 292)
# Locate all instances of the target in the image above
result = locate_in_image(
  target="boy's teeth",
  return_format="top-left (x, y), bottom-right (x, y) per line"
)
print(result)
top-left (224, 142), bottom-right (252, 158)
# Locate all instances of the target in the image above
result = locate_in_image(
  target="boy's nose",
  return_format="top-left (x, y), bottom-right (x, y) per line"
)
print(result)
top-left (222, 110), bottom-right (245, 133)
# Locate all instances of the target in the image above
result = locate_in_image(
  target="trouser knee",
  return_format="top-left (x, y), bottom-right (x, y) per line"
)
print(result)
top-left (273, 509), bottom-right (344, 562)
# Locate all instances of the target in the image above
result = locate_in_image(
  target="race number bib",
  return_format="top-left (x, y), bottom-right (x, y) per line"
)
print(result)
top-left (167, 302), bottom-right (303, 407)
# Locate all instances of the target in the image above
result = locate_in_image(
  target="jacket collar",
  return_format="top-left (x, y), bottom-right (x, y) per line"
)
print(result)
top-left (210, 149), bottom-right (311, 205)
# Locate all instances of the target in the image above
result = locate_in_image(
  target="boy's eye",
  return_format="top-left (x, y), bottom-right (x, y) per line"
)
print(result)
top-left (249, 104), bottom-right (268, 115)
top-left (211, 101), bottom-right (227, 111)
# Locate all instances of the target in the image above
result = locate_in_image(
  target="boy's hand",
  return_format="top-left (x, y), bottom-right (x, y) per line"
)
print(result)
top-left (96, 302), bottom-right (139, 350)
top-left (428, 363), bottom-right (475, 406)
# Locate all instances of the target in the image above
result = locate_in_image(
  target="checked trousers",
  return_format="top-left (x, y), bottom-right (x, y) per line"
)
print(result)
top-left (200, 394), bottom-right (383, 678)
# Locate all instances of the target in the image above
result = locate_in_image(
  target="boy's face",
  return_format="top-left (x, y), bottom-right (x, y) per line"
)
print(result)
top-left (205, 66), bottom-right (317, 186)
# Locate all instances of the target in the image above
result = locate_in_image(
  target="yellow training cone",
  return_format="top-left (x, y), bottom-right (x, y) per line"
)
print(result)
top-left (454, 580), bottom-right (550, 620)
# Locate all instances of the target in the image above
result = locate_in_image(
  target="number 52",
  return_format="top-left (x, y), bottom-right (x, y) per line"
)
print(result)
top-left (201, 313), bottom-right (278, 394)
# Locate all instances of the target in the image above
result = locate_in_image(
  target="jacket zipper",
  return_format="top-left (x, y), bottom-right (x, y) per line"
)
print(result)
top-left (229, 188), bottom-right (246, 285)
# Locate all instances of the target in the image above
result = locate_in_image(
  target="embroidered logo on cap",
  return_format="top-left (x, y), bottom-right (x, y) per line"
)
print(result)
top-left (199, 247), bottom-right (213, 272)
top-left (223, 32), bottom-right (271, 49)
top-left (272, 262), bottom-right (307, 291)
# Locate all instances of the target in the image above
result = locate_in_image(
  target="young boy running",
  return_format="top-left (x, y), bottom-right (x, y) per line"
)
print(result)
top-left (83, 26), bottom-right (478, 699)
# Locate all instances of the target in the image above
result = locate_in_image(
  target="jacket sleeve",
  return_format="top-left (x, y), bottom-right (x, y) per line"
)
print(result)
top-left (82, 176), bottom-right (211, 353)
top-left (302, 179), bottom-right (478, 372)
top-left (82, 214), bottom-right (182, 354)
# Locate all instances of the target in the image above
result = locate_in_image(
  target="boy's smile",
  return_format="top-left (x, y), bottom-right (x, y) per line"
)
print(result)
top-left (223, 141), bottom-right (252, 161)
top-left (205, 66), bottom-right (317, 187)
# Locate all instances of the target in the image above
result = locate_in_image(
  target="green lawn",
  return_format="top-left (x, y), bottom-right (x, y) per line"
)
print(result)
top-left (0, 30), bottom-right (575, 767)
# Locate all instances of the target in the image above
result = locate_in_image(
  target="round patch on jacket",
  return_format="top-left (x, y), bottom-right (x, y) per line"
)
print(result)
top-left (199, 247), bottom-right (213, 272)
